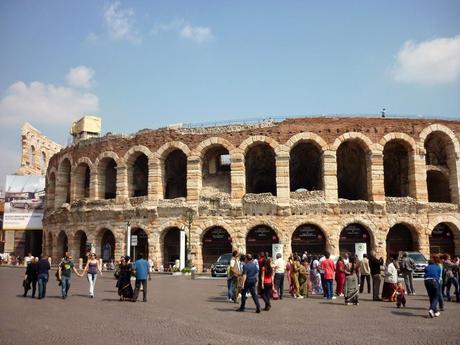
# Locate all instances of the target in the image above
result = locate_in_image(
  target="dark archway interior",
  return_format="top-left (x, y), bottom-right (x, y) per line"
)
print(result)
top-left (291, 224), bottom-right (326, 255)
top-left (101, 230), bottom-right (115, 262)
top-left (337, 141), bottom-right (368, 200)
top-left (132, 228), bottom-right (149, 259)
top-left (202, 146), bottom-right (231, 194)
top-left (132, 154), bottom-right (148, 197)
top-left (425, 133), bottom-right (448, 166)
top-left (245, 144), bottom-right (276, 195)
top-left (104, 159), bottom-right (117, 199)
top-left (165, 150), bottom-right (187, 199)
top-left (427, 170), bottom-right (451, 203)
top-left (245, 225), bottom-right (279, 257)
top-left (384, 141), bottom-right (409, 197)
top-left (429, 223), bottom-right (455, 256)
top-left (60, 159), bottom-right (71, 204)
top-left (290, 142), bottom-right (322, 192)
top-left (202, 227), bottom-right (232, 269)
top-left (76, 164), bottom-right (91, 199)
top-left (24, 230), bottom-right (43, 257)
top-left (163, 227), bottom-right (187, 268)
top-left (339, 223), bottom-right (370, 256)
top-left (57, 232), bottom-right (68, 258)
top-left (386, 224), bottom-right (415, 259)
top-left (75, 231), bottom-right (88, 261)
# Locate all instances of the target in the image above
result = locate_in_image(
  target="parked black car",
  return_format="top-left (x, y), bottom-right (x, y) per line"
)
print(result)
top-left (210, 253), bottom-right (232, 277)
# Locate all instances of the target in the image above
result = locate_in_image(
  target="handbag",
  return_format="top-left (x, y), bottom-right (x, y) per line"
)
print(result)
top-left (22, 278), bottom-right (30, 289)
top-left (271, 285), bottom-right (279, 300)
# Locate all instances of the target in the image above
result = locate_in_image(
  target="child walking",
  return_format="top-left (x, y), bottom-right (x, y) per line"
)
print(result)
top-left (394, 282), bottom-right (406, 308)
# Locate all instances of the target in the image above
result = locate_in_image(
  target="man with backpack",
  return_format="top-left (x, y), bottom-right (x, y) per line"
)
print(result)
top-left (400, 252), bottom-right (416, 295)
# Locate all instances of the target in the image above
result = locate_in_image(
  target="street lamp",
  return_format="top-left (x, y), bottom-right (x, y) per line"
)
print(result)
top-left (183, 209), bottom-right (194, 268)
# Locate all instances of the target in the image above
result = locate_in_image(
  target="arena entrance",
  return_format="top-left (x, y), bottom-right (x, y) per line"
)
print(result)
top-left (429, 223), bottom-right (455, 257)
top-left (291, 224), bottom-right (326, 256)
top-left (202, 227), bottom-right (232, 270)
top-left (163, 227), bottom-right (187, 269)
top-left (100, 229), bottom-right (115, 262)
top-left (246, 225), bottom-right (279, 257)
top-left (24, 230), bottom-right (43, 257)
top-left (339, 224), bottom-right (371, 256)
top-left (386, 224), bottom-right (416, 259)
top-left (131, 228), bottom-right (149, 259)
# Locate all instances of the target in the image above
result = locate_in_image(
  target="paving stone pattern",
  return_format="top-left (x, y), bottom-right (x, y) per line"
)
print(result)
top-left (0, 267), bottom-right (459, 345)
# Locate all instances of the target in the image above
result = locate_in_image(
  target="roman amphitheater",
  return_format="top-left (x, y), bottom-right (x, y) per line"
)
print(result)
top-left (42, 116), bottom-right (460, 271)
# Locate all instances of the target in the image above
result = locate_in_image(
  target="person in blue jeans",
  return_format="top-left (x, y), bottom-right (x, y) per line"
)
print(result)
top-left (37, 255), bottom-right (51, 299)
top-left (237, 254), bottom-right (261, 313)
top-left (58, 255), bottom-right (82, 299)
top-left (424, 255), bottom-right (442, 318)
top-left (133, 253), bottom-right (151, 302)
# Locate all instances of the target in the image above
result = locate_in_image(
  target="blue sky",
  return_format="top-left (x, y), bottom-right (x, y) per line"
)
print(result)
top-left (0, 1), bottom-right (459, 189)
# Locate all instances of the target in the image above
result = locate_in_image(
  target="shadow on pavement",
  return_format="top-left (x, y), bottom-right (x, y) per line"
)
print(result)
top-left (390, 310), bottom-right (426, 318)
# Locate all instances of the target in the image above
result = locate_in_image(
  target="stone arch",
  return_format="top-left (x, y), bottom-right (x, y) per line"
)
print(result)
top-left (95, 151), bottom-right (120, 200)
top-left (429, 222), bottom-right (458, 257)
top-left (285, 132), bottom-right (328, 152)
top-left (55, 157), bottom-right (72, 206)
top-left (56, 230), bottom-right (68, 259)
top-left (244, 141), bottom-right (277, 195)
top-left (244, 219), bottom-right (283, 242)
top-left (194, 137), bottom-right (236, 159)
top-left (239, 135), bottom-right (281, 155)
top-left (201, 225), bottom-right (233, 270)
top-left (156, 141), bottom-right (191, 159)
top-left (385, 223), bottom-right (421, 259)
top-left (291, 222), bottom-right (328, 255)
top-left (72, 230), bottom-right (88, 262)
top-left (198, 141), bottom-right (232, 195)
top-left (124, 146), bottom-right (152, 198)
top-left (131, 227), bottom-right (149, 259)
top-left (379, 133), bottom-right (417, 153)
top-left (382, 138), bottom-right (414, 198)
top-left (245, 223), bottom-right (281, 257)
top-left (95, 227), bottom-right (116, 262)
top-left (73, 159), bottom-right (93, 200)
top-left (419, 124), bottom-right (460, 155)
top-left (160, 226), bottom-right (185, 268)
top-left (338, 220), bottom-right (377, 256)
top-left (335, 134), bottom-right (373, 201)
top-left (46, 170), bottom-right (57, 209)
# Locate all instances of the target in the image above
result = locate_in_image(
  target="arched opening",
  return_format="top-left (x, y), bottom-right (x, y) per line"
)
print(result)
top-left (98, 158), bottom-right (117, 199)
top-left (425, 132), bottom-right (456, 203)
top-left (47, 232), bottom-right (53, 257)
top-left (291, 224), bottom-right (326, 255)
top-left (245, 143), bottom-right (276, 195)
top-left (100, 229), bottom-right (115, 263)
top-left (56, 159), bottom-right (71, 206)
top-left (202, 227), bottom-right (232, 270)
top-left (164, 149), bottom-right (187, 199)
top-left (74, 230), bottom-right (89, 262)
top-left (201, 146), bottom-right (231, 194)
top-left (383, 140), bottom-right (410, 197)
top-left (163, 227), bottom-right (186, 268)
top-left (429, 223), bottom-right (455, 257)
top-left (47, 173), bottom-right (56, 209)
top-left (246, 225), bottom-right (279, 257)
top-left (29, 145), bottom-right (35, 166)
top-left (24, 230), bottom-right (42, 257)
top-left (337, 140), bottom-right (369, 201)
top-left (40, 152), bottom-right (46, 174)
top-left (427, 170), bottom-right (451, 203)
top-left (290, 142), bottom-right (322, 191)
top-left (128, 153), bottom-right (148, 197)
top-left (339, 223), bottom-right (371, 256)
top-left (131, 227), bottom-right (149, 259)
top-left (57, 231), bottom-right (68, 259)
top-left (386, 224), bottom-right (417, 259)
top-left (74, 163), bottom-right (91, 200)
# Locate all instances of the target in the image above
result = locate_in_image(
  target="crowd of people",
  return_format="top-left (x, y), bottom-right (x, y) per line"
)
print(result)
top-left (225, 249), bottom-right (460, 317)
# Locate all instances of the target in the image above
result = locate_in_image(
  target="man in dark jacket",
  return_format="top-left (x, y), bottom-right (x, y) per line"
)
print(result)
top-left (37, 254), bottom-right (51, 299)
top-left (23, 257), bottom-right (38, 297)
top-left (369, 251), bottom-right (382, 301)
top-left (400, 252), bottom-right (416, 295)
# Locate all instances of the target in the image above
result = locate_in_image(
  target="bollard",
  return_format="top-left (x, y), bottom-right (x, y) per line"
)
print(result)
top-left (79, 258), bottom-right (83, 270)
top-left (99, 258), bottom-right (103, 271)
top-left (191, 267), bottom-right (196, 280)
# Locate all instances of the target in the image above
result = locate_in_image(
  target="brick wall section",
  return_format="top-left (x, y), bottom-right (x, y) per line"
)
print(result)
top-left (43, 117), bottom-right (460, 269)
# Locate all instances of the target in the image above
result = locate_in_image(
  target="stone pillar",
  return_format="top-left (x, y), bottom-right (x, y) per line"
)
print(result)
top-left (327, 231), bottom-right (340, 256)
top-left (116, 165), bottom-right (128, 202)
top-left (150, 157), bottom-right (162, 202)
top-left (187, 155), bottom-right (201, 203)
top-left (413, 150), bottom-right (428, 202)
top-left (323, 150), bottom-right (338, 203)
top-left (276, 151), bottom-right (290, 206)
top-left (230, 150), bottom-right (245, 203)
top-left (369, 152), bottom-right (385, 202)
top-left (90, 170), bottom-right (97, 199)
top-left (447, 150), bottom-right (460, 205)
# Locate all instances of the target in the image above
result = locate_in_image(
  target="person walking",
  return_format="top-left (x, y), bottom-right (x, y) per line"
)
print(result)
top-left (237, 254), bottom-right (261, 313)
top-left (133, 253), bottom-right (151, 302)
top-left (400, 252), bottom-right (416, 295)
top-left (320, 251), bottom-right (336, 300)
top-left (310, 256), bottom-right (323, 295)
top-left (81, 253), bottom-right (103, 298)
top-left (442, 254), bottom-right (459, 302)
top-left (274, 253), bottom-right (285, 300)
top-left (335, 256), bottom-right (346, 297)
top-left (359, 254), bottom-right (371, 294)
top-left (299, 258), bottom-right (309, 298)
top-left (229, 250), bottom-right (241, 303)
top-left (58, 254), bottom-right (82, 299)
top-left (424, 256), bottom-right (442, 318)
top-left (37, 254), bottom-right (51, 299)
top-left (291, 256), bottom-right (302, 299)
top-left (260, 259), bottom-right (274, 311)
top-left (382, 258), bottom-right (398, 302)
top-left (117, 256), bottom-right (134, 301)
top-left (344, 256), bottom-right (359, 305)
top-left (23, 257), bottom-right (38, 297)
top-left (369, 251), bottom-right (382, 301)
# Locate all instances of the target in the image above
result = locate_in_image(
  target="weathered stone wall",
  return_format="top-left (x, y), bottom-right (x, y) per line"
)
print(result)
top-left (43, 117), bottom-right (460, 269)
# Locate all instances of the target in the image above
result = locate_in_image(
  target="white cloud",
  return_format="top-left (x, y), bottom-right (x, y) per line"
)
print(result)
top-left (180, 25), bottom-right (213, 43)
top-left (151, 19), bottom-right (185, 35)
top-left (391, 35), bottom-right (460, 84)
top-left (0, 81), bottom-right (99, 126)
top-left (104, 2), bottom-right (142, 44)
top-left (66, 65), bottom-right (95, 89)
top-left (0, 147), bottom-right (20, 190)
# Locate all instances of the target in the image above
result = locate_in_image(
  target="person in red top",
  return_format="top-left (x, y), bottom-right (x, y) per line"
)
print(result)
top-left (320, 251), bottom-right (336, 300)
top-left (335, 257), bottom-right (346, 297)
top-left (261, 258), bottom-right (274, 311)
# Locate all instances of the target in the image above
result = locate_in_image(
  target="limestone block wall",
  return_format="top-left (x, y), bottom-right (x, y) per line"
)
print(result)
top-left (42, 117), bottom-right (460, 270)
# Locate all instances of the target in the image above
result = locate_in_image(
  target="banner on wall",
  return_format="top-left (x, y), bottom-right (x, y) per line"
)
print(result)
top-left (3, 175), bottom-right (45, 230)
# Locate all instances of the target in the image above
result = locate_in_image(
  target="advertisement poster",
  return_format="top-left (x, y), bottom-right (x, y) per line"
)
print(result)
top-left (3, 175), bottom-right (45, 230)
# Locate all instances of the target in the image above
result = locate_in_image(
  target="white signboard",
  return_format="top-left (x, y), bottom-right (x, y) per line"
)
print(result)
top-left (272, 243), bottom-right (283, 259)
top-left (131, 235), bottom-right (138, 246)
top-left (3, 175), bottom-right (45, 230)
top-left (180, 229), bottom-right (186, 270)
top-left (355, 242), bottom-right (367, 260)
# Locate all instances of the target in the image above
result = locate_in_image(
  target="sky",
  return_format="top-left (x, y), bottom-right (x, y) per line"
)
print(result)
top-left (0, 0), bottom-right (460, 190)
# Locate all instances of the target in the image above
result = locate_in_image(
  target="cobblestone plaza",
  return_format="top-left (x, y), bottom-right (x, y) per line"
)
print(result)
top-left (1, 267), bottom-right (459, 345)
